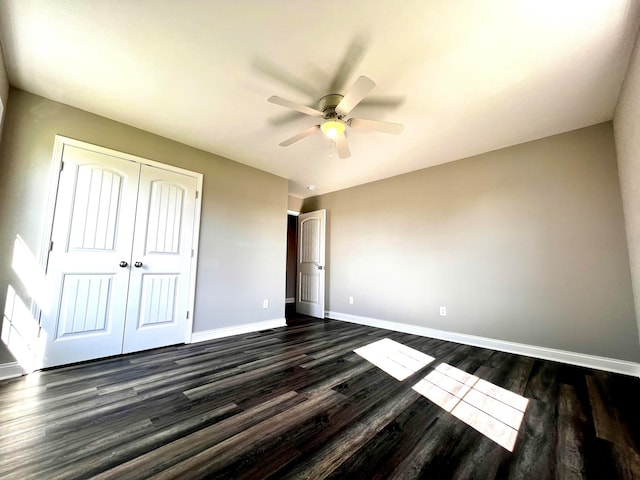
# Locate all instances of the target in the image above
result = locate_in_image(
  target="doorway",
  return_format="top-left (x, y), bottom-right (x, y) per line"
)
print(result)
top-left (285, 214), bottom-right (298, 321)
top-left (285, 209), bottom-right (326, 323)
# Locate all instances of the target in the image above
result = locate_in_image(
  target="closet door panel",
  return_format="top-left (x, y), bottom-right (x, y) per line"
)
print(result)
top-left (122, 164), bottom-right (197, 353)
top-left (39, 146), bottom-right (140, 368)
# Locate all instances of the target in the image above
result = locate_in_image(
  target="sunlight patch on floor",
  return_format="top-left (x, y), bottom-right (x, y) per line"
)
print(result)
top-left (412, 363), bottom-right (528, 451)
top-left (353, 338), bottom-right (435, 380)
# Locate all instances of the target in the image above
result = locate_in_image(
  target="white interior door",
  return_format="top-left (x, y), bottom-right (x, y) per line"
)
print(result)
top-left (40, 145), bottom-right (140, 367)
top-left (122, 165), bottom-right (197, 353)
top-left (296, 209), bottom-right (326, 318)
top-left (40, 139), bottom-right (201, 368)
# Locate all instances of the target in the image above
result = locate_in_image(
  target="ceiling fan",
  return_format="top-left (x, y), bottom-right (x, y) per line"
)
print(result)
top-left (268, 76), bottom-right (404, 159)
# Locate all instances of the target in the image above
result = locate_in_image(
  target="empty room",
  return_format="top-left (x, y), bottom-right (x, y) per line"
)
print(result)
top-left (0, 1), bottom-right (639, 479)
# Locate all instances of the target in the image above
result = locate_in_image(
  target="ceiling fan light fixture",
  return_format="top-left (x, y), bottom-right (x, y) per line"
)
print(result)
top-left (321, 119), bottom-right (346, 139)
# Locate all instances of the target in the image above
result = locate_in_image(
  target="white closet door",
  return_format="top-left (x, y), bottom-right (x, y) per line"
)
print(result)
top-left (40, 146), bottom-right (140, 368)
top-left (121, 164), bottom-right (197, 353)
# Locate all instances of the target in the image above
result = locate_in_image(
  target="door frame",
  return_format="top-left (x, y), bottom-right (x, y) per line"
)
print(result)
top-left (36, 136), bottom-right (203, 355)
top-left (285, 209), bottom-right (300, 307)
top-left (296, 209), bottom-right (326, 319)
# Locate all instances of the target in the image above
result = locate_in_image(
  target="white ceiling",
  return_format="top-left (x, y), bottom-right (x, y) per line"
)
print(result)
top-left (1, 1), bottom-right (639, 198)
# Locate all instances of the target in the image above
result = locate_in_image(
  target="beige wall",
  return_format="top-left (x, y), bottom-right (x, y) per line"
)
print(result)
top-left (0, 89), bottom-right (288, 335)
top-left (304, 123), bottom-right (639, 362)
top-left (0, 47), bottom-right (7, 106)
top-left (614, 29), bottom-right (640, 347)
top-left (288, 195), bottom-right (303, 213)
top-left (0, 46), bottom-right (9, 138)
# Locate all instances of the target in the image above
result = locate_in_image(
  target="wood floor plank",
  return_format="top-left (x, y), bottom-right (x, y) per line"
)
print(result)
top-left (0, 317), bottom-right (638, 479)
top-left (3, 418), bottom-right (155, 479)
top-left (153, 389), bottom-right (344, 480)
top-left (496, 399), bottom-right (557, 480)
top-left (446, 430), bottom-right (511, 480)
top-left (278, 390), bottom-right (422, 480)
top-left (41, 402), bottom-right (240, 480)
top-left (556, 383), bottom-right (588, 478)
top-left (325, 396), bottom-right (443, 480)
top-left (587, 371), bottom-right (640, 453)
top-left (386, 415), bottom-right (469, 479)
top-left (92, 391), bottom-right (305, 479)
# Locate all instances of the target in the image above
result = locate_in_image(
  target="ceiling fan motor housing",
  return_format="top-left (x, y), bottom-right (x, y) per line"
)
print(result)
top-left (318, 94), bottom-right (344, 119)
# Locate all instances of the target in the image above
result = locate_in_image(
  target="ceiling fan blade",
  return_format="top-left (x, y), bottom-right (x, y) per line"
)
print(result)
top-left (279, 125), bottom-right (321, 146)
top-left (336, 76), bottom-right (376, 116)
top-left (348, 117), bottom-right (404, 134)
top-left (335, 132), bottom-right (351, 159)
top-left (268, 96), bottom-right (324, 117)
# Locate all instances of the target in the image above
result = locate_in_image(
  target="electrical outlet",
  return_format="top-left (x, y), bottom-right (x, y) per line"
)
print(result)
top-left (263, 299), bottom-right (269, 308)
top-left (439, 306), bottom-right (447, 316)
top-left (349, 296), bottom-right (354, 305)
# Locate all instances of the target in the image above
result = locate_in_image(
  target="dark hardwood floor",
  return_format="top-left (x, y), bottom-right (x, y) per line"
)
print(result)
top-left (1, 317), bottom-right (639, 479)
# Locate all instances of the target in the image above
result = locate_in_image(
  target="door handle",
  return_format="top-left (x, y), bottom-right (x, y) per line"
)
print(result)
top-left (134, 261), bottom-right (143, 268)
top-left (119, 261), bottom-right (129, 268)
top-left (317, 265), bottom-right (324, 270)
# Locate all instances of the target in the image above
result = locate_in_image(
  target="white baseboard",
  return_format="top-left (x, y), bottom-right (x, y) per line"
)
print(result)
top-left (327, 311), bottom-right (640, 378)
top-left (0, 362), bottom-right (23, 381)
top-left (286, 297), bottom-right (295, 304)
top-left (190, 318), bottom-right (287, 343)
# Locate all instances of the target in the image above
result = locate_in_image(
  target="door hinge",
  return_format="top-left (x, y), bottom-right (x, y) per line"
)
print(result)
top-left (191, 249), bottom-right (194, 257)
top-left (49, 241), bottom-right (54, 252)
top-left (195, 191), bottom-right (199, 199)
top-left (186, 311), bottom-right (190, 320)
top-left (59, 161), bottom-right (64, 172)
